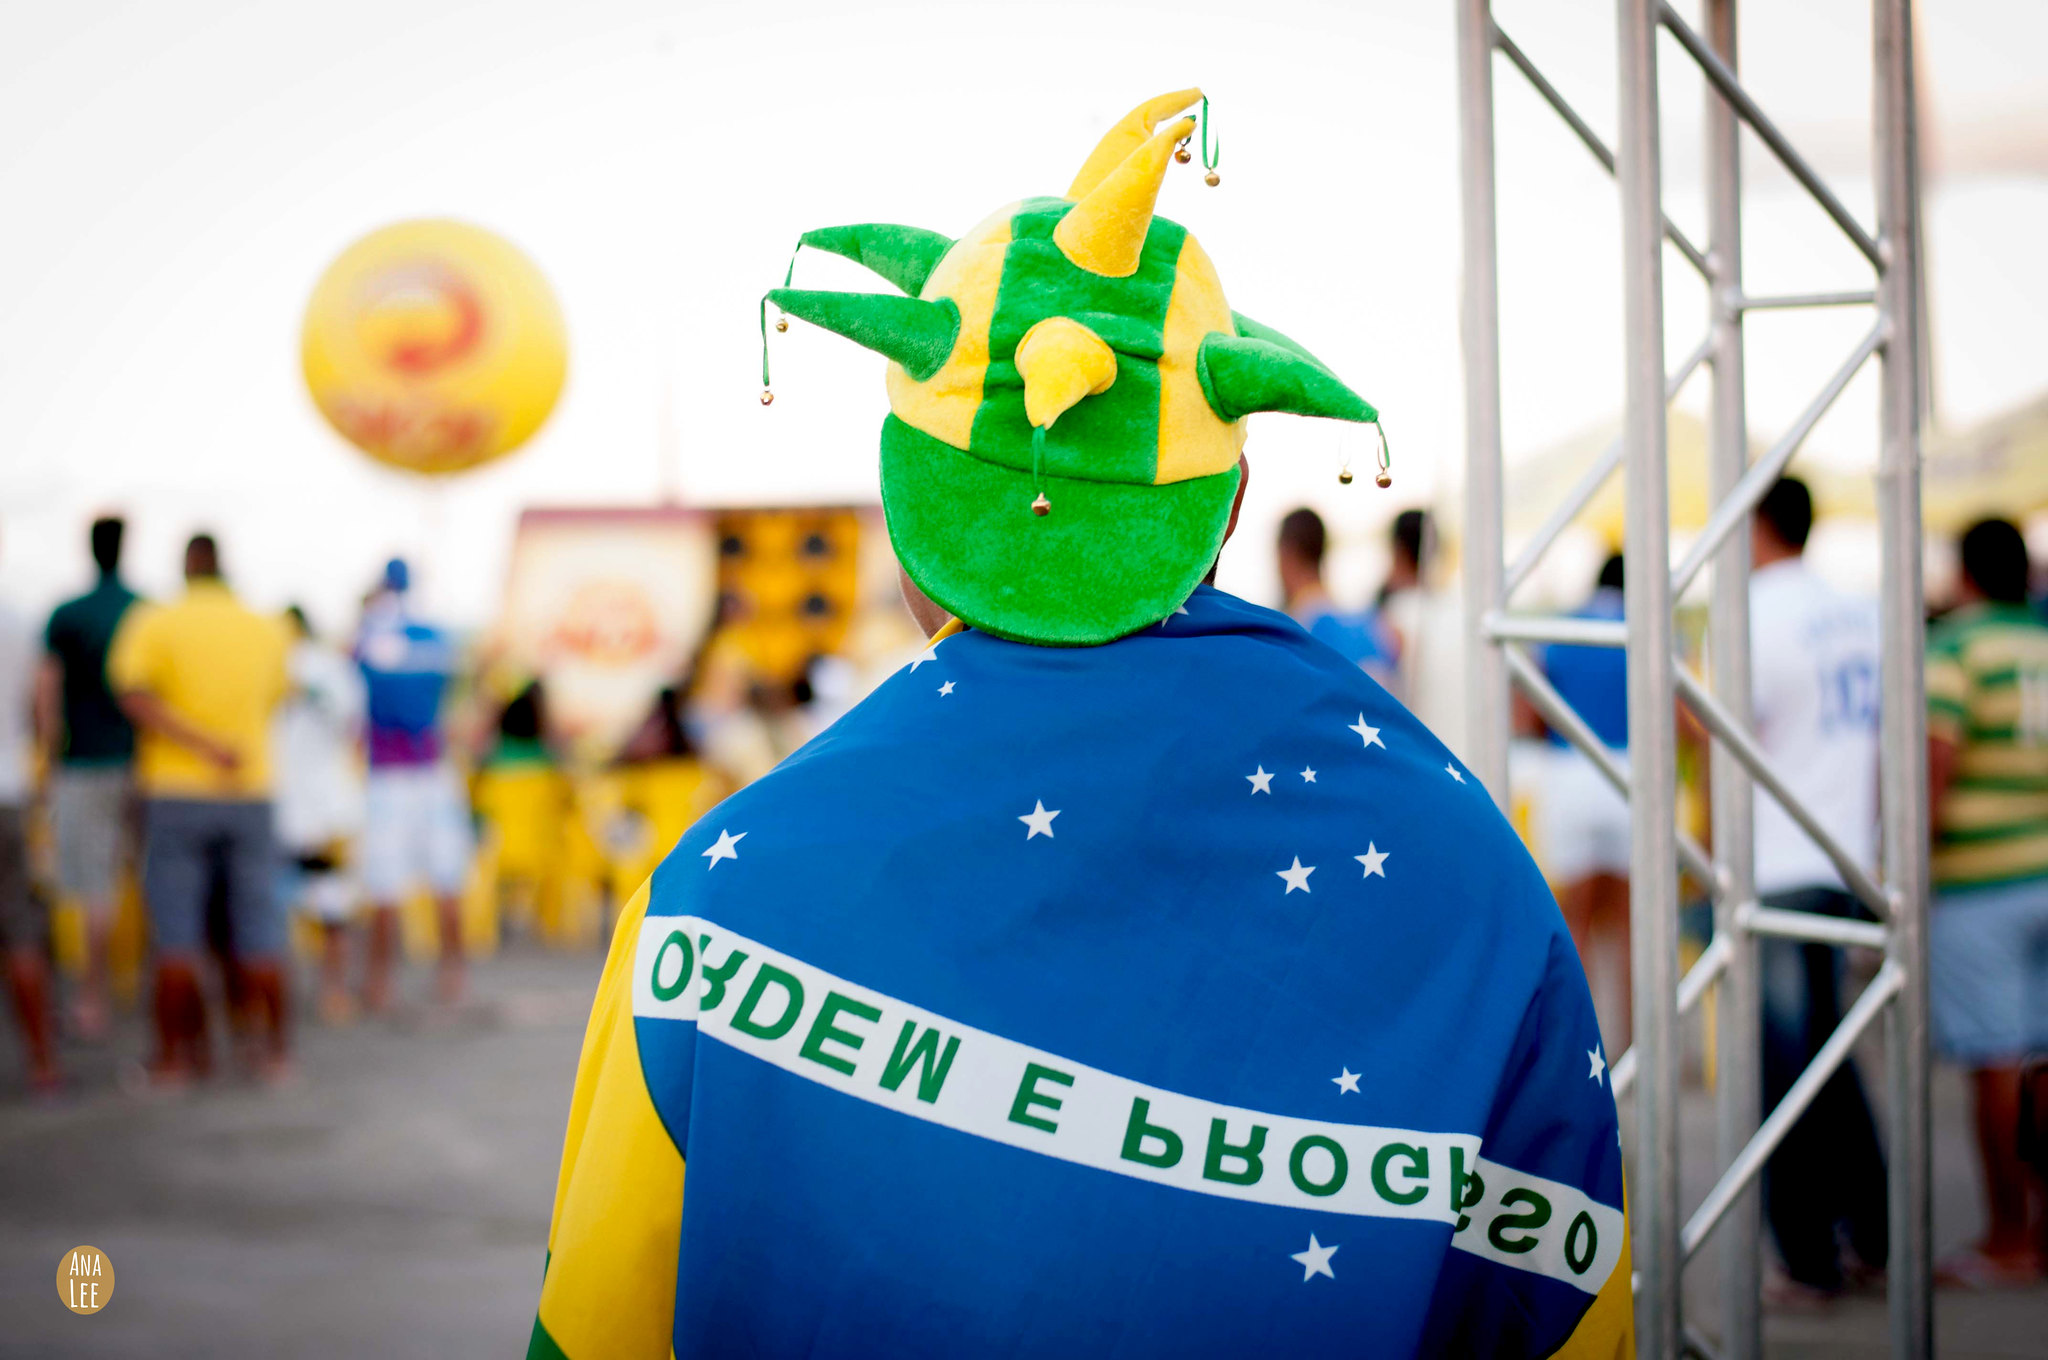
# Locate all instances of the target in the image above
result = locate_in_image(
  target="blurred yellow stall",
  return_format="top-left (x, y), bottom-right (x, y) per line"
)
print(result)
top-left (712, 508), bottom-right (866, 684)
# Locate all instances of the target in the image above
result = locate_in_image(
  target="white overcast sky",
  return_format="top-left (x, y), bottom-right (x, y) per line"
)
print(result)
top-left (2, 0), bottom-right (2044, 629)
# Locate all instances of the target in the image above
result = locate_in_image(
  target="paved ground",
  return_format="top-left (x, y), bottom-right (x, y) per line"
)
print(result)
top-left (0, 951), bottom-right (590, 1358)
top-left (0, 946), bottom-right (2041, 1357)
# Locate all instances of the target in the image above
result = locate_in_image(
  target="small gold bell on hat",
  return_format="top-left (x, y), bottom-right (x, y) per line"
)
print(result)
top-left (760, 390), bottom-right (774, 406)
top-left (1338, 467), bottom-right (1354, 486)
top-left (1031, 492), bottom-right (1051, 517)
top-left (1175, 145), bottom-right (1192, 165)
top-left (1375, 470), bottom-right (1393, 488)
top-left (1204, 170), bottom-right (1220, 187)
top-left (775, 316), bottom-right (789, 333)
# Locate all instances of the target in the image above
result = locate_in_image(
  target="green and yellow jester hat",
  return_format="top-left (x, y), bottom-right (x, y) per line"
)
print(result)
top-left (765, 89), bottom-right (1386, 646)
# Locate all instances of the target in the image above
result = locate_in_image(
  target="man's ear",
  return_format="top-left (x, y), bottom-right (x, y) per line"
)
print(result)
top-left (1222, 453), bottom-right (1251, 547)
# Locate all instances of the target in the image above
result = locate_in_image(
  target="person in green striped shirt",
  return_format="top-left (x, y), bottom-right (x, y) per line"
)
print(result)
top-left (1926, 517), bottom-right (2048, 1287)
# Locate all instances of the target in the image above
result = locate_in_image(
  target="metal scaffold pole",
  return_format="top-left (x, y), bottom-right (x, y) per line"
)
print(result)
top-left (1702, 3), bottom-right (1762, 1355)
top-left (1457, 0), bottom-right (1510, 809)
top-left (1615, 6), bottom-right (1683, 1350)
top-left (1873, 1), bottom-right (1933, 1352)
top-left (1453, 1), bottom-right (1932, 1352)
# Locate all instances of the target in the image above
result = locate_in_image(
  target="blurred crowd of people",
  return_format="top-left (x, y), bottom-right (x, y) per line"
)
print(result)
top-left (5, 489), bottom-right (2046, 1292)
top-left (0, 518), bottom-right (754, 1099)
top-left (0, 523), bottom-right (485, 1091)
top-left (1271, 483), bottom-right (2048, 1295)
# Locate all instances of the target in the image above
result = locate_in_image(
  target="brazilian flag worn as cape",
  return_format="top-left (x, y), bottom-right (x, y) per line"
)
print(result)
top-left (532, 586), bottom-right (1633, 1359)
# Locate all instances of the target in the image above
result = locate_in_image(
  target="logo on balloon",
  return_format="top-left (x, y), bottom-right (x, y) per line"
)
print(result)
top-left (303, 220), bottom-right (566, 475)
top-left (354, 262), bottom-right (485, 376)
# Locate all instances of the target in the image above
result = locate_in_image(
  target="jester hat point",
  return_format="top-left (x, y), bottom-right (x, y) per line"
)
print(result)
top-left (767, 89), bottom-right (1383, 646)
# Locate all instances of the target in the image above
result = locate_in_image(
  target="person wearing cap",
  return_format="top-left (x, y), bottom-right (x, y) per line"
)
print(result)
top-left (529, 91), bottom-right (1631, 1359)
top-left (108, 533), bottom-right (292, 1083)
top-left (353, 559), bottom-right (473, 1010)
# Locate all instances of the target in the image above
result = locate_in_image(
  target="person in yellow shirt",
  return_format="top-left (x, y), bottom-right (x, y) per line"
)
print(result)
top-left (109, 534), bottom-right (291, 1084)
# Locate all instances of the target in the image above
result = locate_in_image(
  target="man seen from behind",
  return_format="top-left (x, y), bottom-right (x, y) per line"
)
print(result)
top-left (1926, 517), bottom-right (2048, 1286)
top-left (109, 533), bottom-right (291, 1083)
top-left (37, 515), bottom-right (140, 1038)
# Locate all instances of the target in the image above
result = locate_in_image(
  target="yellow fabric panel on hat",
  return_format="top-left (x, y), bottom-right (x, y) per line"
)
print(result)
top-left (1054, 116), bottom-right (1196, 278)
top-left (1015, 316), bottom-right (1118, 429)
top-left (1065, 89), bottom-right (1205, 200)
top-left (1155, 231), bottom-right (1245, 485)
top-left (885, 204), bottom-right (1017, 451)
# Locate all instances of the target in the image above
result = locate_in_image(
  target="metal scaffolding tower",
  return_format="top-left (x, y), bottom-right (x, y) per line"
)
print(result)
top-left (1455, 2), bottom-right (1930, 1355)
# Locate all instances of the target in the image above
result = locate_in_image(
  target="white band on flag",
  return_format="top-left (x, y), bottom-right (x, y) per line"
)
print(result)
top-left (634, 914), bottom-right (1624, 1294)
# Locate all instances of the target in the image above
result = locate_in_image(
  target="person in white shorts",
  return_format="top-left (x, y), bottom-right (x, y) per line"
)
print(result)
top-left (353, 560), bottom-right (473, 1009)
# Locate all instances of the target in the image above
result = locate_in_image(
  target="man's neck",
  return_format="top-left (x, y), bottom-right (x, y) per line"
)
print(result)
top-left (1286, 582), bottom-right (1330, 617)
top-left (1752, 540), bottom-right (1800, 572)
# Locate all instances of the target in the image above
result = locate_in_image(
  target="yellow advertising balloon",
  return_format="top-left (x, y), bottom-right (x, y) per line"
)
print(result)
top-left (302, 219), bottom-right (566, 474)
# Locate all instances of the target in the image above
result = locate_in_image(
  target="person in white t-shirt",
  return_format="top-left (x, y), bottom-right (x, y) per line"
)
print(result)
top-left (273, 605), bottom-right (366, 1024)
top-left (1747, 477), bottom-right (1887, 1299)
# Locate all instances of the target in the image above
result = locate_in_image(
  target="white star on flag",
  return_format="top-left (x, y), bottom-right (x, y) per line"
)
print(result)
top-left (1349, 714), bottom-right (1384, 750)
top-left (1354, 844), bottom-right (1389, 879)
top-left (1331, 1068), bottom-right (1361, 1094)
top-left (1588, 1046), bottom-right (1607, 1086)
top-left (938, 681), bottom-right (955, 696)
top-left (908, 647), bottom-right (938, 672)
top-left (1246, 766), bottom-right (1274, 794)
top-left (702, 829), bottom-right (746, 869)
top-left (1299, 766), bottom-right (1317, 784)
top-left (1445, 763), bottom-right (1465, 784)
top-left (1277, 857), bottom-right (1315, 894)
top-left (1291, 1234), bottom-right (1339, 1281)
top-left (1019, 801), bottom-right (1060, 840)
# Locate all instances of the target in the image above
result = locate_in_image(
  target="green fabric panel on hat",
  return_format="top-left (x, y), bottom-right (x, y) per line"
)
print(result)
top-left (769, 288), bottom-right (961, 382)
top-left (964, 200), bottom-right (1187, 487)
top-left (1231, 310), bottom-right (1336, 373)
top-left (799, 224), bottom-right (956, 297)
top-left (1065, 310), bottom-right (1167, 360)
top-left (1197, 333), bottom-right (1379, 424)
top-left (880, 414), bottom-right (1237, 645)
